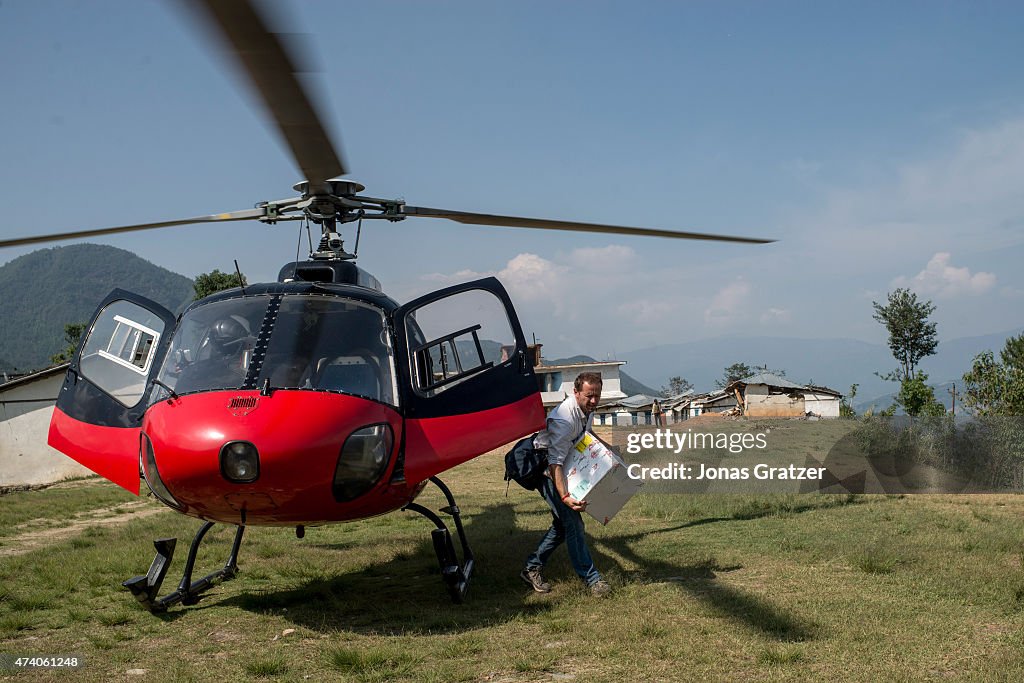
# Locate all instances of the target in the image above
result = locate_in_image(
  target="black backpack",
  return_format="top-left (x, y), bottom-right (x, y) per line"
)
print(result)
top-left (504, 434), bottom-right (548, 491)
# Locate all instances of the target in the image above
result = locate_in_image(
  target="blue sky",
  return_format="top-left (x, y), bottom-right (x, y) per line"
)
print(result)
top-left (2, 0), bottom-right (1023, 360)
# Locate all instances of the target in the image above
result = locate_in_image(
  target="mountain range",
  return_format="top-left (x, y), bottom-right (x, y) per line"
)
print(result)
top-left (0, 245), bottom-right (194, 372)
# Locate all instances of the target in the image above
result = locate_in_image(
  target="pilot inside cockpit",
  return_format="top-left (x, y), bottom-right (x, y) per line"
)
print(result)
top-left (174, 315), bottom-right (254, 392)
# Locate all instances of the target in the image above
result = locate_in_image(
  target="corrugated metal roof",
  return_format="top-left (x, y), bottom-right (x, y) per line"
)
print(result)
top-left (0, 363), bottom-right (69, 393)
top-left (736, 372), bottom-right (805, 389)
top-left (534, 360), bottom-right (625, 371)
top-left (724, 373), bottom-right (842, 397)
top-left (615, 394), bottom-right (653, 408)
top-left (596, 393), bottom-right (659, 410)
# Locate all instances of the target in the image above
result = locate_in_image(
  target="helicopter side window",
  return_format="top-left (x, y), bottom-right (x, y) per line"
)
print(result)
top-left (404, 288), bottom-right (519, 397)
top-left (78, 301), bottom-right (169, 407)
top-left (100, 316), bottom-right (159, 373)
top-left (256, 296), bottom-right (398, 406)
top-left (156, 297), bottom-right (269, 395)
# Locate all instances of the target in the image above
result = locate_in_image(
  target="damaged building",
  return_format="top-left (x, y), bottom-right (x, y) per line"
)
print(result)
top-left (725, 372), bottom-right (842, 418)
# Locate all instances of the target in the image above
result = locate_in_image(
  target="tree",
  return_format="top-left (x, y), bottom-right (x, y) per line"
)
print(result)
top-left (661, 376), bottom-right (693, 397)
top-left (718, 362), bottom-right (752, 388)
top-left (194, 268), bottom-right (248, 301)
top-left (840, 383), bottom-right (859, 418)
top-left (1001, 333), bottom-right (1024, 370)
top-left (51, 322), bottom-right (86, 364)
top-left (962, 335), bottom-right (1024, 416)
top-left (872, 288), bottom-right (938, 383)
top-left (897, 372), bottom-right (945, 417)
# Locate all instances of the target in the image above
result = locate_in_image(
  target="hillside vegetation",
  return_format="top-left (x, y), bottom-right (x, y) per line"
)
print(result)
top-left (0, 245), bottom-right (194, 372)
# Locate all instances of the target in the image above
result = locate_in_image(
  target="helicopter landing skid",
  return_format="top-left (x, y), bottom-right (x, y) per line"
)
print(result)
top-left (402, 476), bottom-right (475, 604)
top-left (122, 521), bottom-right (245, 613)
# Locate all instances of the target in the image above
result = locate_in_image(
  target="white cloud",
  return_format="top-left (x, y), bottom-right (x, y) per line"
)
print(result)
top-left (421, 267), bottom-right (493, 284)
top-left (1001, 285), bottom-right (1024, 300)
top-left (793, 116), bottom-right (1024, 274)
top-left (615, 299), bottom-right (674, 326)
top-left (760, 307), bottom-right (792, 325)
top-left (704, 278), bottom-right (750, 326)
top-left (567, 245), bottom-right (639, 270)
top-left (497, 253), bottom-right (569, 307)
top-left (414, 246), bottom-right (719, 355)
top-left (893, 252), bottom-right (996, 298)
top-left (898, 119), bottom-right (1024, 212)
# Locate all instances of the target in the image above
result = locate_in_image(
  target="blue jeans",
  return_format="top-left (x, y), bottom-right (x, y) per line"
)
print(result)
top-left (525, 477), bottom-right (602, 586)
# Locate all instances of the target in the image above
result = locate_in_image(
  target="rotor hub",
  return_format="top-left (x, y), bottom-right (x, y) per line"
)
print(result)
top-left (311, 231), bottom-right (355, 261)
top-left (293, 179), bottom-right (365, 197)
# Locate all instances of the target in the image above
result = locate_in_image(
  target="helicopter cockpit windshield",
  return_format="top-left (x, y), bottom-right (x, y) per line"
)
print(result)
top-left (155, 294), bottom-right (397, 406)
top-left (257, 296), bottom-right (397, 405)
top-left (156, 297), bottom-right (266, 395)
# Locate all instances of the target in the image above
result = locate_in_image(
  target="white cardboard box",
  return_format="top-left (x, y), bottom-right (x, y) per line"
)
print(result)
top-left (564, 432), bottom-right (643, 525)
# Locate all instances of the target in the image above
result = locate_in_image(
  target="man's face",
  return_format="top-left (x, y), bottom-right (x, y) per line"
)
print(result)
top-left (574, 381), bottom-right (602, 415)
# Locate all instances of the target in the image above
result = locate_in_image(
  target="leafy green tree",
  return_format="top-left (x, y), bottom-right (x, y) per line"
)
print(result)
top-left (193, 268), bottom-right (248, 301)
top-left (718, 362), bottom-right (752, 388)
top-left (840, 383), bottom-right (859, 418)
top-left (51, 322), bottom-right (87, 364)
top-left (661, 376), bottom-right (694, 397)
top-left (897, 372), bottom-right (945, 417)
top-left (872, 288), bottom-right (938, 383)
top-left (1000, 333), bottom-right (1024, 369)
top-left (962, 335), bottom-right (1024, 416)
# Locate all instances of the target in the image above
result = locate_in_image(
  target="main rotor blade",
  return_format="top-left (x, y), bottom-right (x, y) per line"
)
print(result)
top-left (187, 0), bottom-right (346, 186)
top-left (401, 206), bottom-right (774, 244)
top-left (0, 208), bottom-right (267, 249)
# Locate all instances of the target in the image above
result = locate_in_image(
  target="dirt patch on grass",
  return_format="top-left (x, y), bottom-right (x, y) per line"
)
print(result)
top-left (0, 499), bottom-right (168, 557)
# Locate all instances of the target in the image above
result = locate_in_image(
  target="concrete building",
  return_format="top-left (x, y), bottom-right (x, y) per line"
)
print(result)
top-left (592, 372), bottom-right (844, 424)
top-left (533, 360), bottom-right (628, 408)
top-left (0, 363), bottom-right (90, 487)
top-left (725, 372), bottom-right (842, 418)
top-left (592, 394), bottom-right (656, 426)
top-left (695, 390), bottom-right (740, 415)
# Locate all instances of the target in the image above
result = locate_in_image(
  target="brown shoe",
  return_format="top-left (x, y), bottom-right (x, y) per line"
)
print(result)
top-left (520, 567), bottom-right (551, 593)
top-left (589, 580), bottom-right (611, 597)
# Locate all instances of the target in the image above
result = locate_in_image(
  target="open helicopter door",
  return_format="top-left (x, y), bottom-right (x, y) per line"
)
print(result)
top-left (48, 289), bottom-right (177, 494)
top-left (396, 277), bottom-right (546, 484)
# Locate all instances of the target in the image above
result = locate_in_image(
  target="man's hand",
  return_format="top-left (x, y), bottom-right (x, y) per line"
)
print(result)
top-left (562, 494), bottom-right (587, 512)
top-left (550, 463), bottom-right (587, 511)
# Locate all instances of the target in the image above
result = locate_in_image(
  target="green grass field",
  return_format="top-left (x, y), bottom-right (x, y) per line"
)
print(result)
top-left (3, 421), bottom-right (1024, 681)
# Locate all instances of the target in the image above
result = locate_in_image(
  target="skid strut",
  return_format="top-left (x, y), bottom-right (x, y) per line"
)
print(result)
top-left (123, 521), bottom-right (245, 613)
top-left (402, 476), bottom-right (475, 603)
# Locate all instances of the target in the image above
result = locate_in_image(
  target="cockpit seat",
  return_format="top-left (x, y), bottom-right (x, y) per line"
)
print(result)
top-left (267, 359), bottom-right (311, 388)
top-left (313, 355), bottom-right (379, 400)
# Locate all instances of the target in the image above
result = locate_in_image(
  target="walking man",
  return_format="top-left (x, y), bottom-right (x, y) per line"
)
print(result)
top-left (520, 372), bottom-right (611, 596)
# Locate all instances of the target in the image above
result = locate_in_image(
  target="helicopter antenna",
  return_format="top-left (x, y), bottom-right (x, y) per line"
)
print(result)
top-left (234, 259), bottom-right (247, 296)
top-left (353, 216), bottom-right (363, 257)
top-left (292, 220), bottom-right (303, 280)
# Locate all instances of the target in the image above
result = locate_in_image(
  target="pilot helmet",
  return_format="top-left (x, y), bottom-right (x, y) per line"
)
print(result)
top-left (208, 315), bottom-right (250, 354)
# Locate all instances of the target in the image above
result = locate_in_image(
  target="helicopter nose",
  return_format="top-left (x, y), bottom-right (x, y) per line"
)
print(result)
top-left (141, 390), bottom-right (402, 524)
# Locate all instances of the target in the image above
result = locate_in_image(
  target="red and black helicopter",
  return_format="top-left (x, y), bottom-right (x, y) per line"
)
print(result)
top-left (0, 0), bottom-right (771, 612)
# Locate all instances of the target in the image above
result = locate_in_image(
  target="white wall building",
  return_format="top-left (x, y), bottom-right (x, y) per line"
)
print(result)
top-left (726, 373), bottom-right (842, 418)
top-left (533, 360), bottom-right (628, 408)
top-left (0, 364), bottom-right (90, 487)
